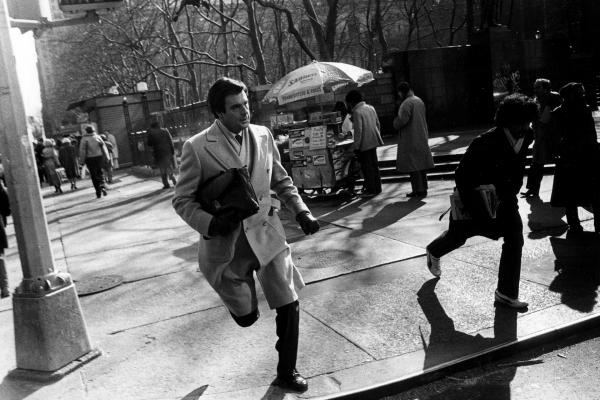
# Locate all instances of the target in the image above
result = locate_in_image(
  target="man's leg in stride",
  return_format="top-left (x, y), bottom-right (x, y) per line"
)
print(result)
top-left (427, 224), bottom-right (469, 259)
top-left (158, 159), bottom-right (170, 188)
top-left (496, 214), bottom-right (524, 300)
top-left (273, 300), bottom-right (307, 392)
top-left (524, 163), bottom-right (543, 196)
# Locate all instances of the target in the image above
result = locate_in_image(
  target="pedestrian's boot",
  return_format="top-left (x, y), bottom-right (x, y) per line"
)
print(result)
top-left (272, 301), bottom-right (308, 392)
top-left (0, 259), bottom-right (9, 298)
top-left (170, 174), bottom-right (177, 186)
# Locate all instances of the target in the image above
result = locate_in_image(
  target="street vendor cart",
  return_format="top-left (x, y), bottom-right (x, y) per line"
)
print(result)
top-left (264, 61), bottom-right (374, 195)
top-left (275, 111), bottom-right (356, 194)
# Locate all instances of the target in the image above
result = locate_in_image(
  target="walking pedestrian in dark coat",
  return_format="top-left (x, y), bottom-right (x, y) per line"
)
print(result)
top-left (550, 82), bottom-right (600, 234)
top-left (58, 137), bottom-right (79, 190)
top-left (146, 121), bottom-right (177, 189)
top-left (522, 78), bottom-right (562, 198)
top-left (426, 94), bottom-right (537, 309)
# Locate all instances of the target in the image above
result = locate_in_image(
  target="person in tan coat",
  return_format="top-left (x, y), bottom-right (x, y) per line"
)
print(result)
top-left (394, 82), bottom-right (434, 197)
top-left (172, 77), bottom-right (319, 392)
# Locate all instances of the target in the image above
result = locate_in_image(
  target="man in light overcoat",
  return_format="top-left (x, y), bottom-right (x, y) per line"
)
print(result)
top-left (172, 77), bottom-right (319, 392)
top-left (394, 82), bottom-right (434, 197)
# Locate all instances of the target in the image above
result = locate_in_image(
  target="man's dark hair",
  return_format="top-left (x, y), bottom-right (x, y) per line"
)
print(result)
top-left (534, 78), bottom-right (551, 90)
top-left (397, 81), bottom-right (411, 95)
top-left (345, 90), bottom-right (363, 105)
top-left (494, 94), bottom-right (538, 127)
top-left (207, 77), bottom-right (247, 118)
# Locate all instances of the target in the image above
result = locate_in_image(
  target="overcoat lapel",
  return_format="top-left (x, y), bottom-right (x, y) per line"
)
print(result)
top-left (204, 123), bottom-right (244, 170)
top-left (248, 126), bottom-right (267, 185)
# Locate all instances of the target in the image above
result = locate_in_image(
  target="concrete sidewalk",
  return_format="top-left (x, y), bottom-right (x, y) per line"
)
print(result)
top-left (1, 135), bottom-right (599, 400)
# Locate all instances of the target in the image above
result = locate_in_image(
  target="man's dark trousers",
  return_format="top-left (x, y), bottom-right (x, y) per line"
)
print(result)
top-left (409, 170), bottom-right (428, 194)
top-left (157, 157), bottom-right (175, 188)
top-left (357, 148), bottom-right (382, 194)
top-left (85, 156), bottom-right (106, 196)
top-left (525, 163), bottom-right (544, 195)
top-left (230, 300), bottom-right (300, 377)
top-left (427, 207), bottom-right (524, 298)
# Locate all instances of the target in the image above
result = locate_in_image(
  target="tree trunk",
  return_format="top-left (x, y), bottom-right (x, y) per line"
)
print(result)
top-left (243, 0), bottom-right (268, 84)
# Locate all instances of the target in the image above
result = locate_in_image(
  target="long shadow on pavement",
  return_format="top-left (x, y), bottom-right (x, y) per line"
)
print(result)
top-left (525, 196), bottom-right (567, 239)
top-left (548, 232), bottom-right (600, 312)
top-left (351, 197), bottom-right (425, 237)
top-left (45, 188), bottom-right (170, 225)
top-left (416, 278), bottom-right (519, 400)
top-left (55, 189), bottom-right (173, 239)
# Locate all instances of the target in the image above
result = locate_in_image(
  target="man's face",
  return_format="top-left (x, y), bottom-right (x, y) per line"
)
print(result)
top-left (507, 122), bottom-right (531, 139)
top-left (218, 91), bottom-right (250, 133)
top-left (397, 91), bottom-right (406, 102)
top-left (533, 84), bottom-right (547, 99)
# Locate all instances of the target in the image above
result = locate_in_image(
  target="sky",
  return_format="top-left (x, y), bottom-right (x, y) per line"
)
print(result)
top-left (10, 27), bottom-right (42, 120)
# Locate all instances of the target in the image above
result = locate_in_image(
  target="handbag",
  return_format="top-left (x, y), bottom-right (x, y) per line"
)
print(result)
top-left (440, 185), bottom-right (498, 221)
top-left (195, 166), bottom-right (260, 221)
top-left (55, 167), bottom-right (68, 183)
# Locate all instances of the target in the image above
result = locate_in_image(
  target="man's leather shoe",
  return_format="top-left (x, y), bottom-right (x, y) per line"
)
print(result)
top-left (494, 290), bottom-right (528, 309)
top-left (273, 370), bottom-right (308, 392)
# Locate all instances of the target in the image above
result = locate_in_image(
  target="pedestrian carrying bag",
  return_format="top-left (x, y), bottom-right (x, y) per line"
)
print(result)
top-left (440, 185), bottom-right (499, 221)
top-left (195, 166), bottom-right (260, 221)
top-left (55, 167), bottom-right (68, 183)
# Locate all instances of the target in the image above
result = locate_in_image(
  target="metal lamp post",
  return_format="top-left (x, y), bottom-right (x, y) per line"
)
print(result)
top-left (0, 0), bottom-right (99, 377)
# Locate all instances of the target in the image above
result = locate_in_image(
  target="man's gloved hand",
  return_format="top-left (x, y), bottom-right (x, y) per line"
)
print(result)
top-left (296, 211), bottom-right (320, 235)
top-left (208, 210), bottom-right (240, 237)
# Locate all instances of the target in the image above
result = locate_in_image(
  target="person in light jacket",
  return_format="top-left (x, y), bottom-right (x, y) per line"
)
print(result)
top-left (104, 130), bottom-right (119, 169)
top-left (79, 126), bottom-right (110, 198)
top-left (394, 82), bottom-right (434, 197)
top-left (345, 90), bottom-right (384, 198)
top-left (173, 77), bottom-right (320, 393)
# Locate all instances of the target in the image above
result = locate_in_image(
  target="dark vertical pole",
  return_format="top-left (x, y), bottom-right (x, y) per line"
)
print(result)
top-left (123, 98), bottom-right (135, 165)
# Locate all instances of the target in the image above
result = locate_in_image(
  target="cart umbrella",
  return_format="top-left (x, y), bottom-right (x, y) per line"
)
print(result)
top-left (262, 61), bottom-right (375, 105)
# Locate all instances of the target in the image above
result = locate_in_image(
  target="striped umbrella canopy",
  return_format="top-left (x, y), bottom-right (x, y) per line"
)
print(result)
top-left (262, 61), bottom-right (374, 105)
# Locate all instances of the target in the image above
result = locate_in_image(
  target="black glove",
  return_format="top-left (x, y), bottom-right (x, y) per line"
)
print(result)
top-left (296, 211), bottom-right (320, 235)
top-left (208, 210), bottom-right (240, 237)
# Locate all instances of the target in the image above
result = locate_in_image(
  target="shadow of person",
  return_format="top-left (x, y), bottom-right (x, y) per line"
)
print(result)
top-left (349, 198), bottom-right (425, 238)
top-left (417, 278), bottom-right (519, 400)
top-left (180, 384), bottom-right (208, 399)
top-left (525, 196), bottom-right (568, 239)
top-left (548, 233), bottom-right (600, 312)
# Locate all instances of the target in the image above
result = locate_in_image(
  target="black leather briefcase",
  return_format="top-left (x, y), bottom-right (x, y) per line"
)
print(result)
top-left (195, 166), bottom-right (260, 221)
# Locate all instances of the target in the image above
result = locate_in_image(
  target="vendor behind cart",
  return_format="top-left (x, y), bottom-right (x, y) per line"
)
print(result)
top-left (345, 90), bottom-right (384, 198)
top-left (335, 101), bottom-right (354, 137)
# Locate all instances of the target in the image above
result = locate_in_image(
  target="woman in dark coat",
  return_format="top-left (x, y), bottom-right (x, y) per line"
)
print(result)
top-left (550, 82), bottom-right (600, 233)
top-left (58, 137), bottom-right (79, 190)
